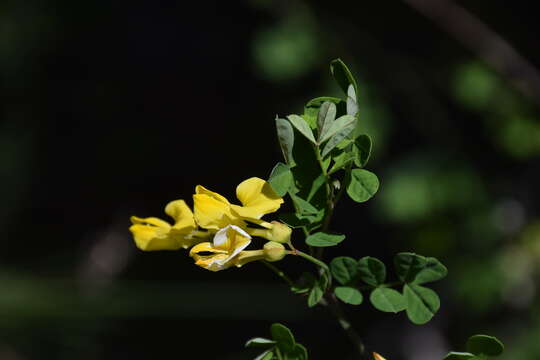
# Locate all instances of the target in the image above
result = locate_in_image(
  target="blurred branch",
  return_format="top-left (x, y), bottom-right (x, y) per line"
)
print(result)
top-left (403, 0), bottom-right (540, 105)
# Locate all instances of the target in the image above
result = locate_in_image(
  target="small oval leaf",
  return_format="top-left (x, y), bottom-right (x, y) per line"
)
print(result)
top-left (275, 117), bottom-right (296, 166)
top-left (268, 162), bottom-right (293, 196)
top-left (404, 284), bottom-right (440, 325)
top-left (466, 335), bottom-right (504, 357)
top-left (346, 169), bottom-right (379, 202)
top-left (330, 257), bottom-right (358, 285)
top-left (270, 323), bottom-right (295, 353)
top-left (370, 288), bottom-right (406, 313)
top-left (358, 256), bottom-right (386, 286)
top-left (245, 337), bottom-right (276, 348)
top-left (287, 114), bottom-right (316, 144)
top-left (306, 232), bottom-right (346, 247)
top-left (335, 286), bottom-right (363, 305)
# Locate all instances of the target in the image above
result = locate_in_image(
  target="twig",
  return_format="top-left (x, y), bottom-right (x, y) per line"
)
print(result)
top-left (322, 294), bottom-right (367, 359)
top-left (403, 0), bottom-right (540, 105)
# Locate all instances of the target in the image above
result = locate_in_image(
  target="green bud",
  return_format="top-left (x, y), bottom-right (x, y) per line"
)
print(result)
top-left (268, 221), bottom-right (292, 244)
top-left (263, 241), bottom-right (287, 262)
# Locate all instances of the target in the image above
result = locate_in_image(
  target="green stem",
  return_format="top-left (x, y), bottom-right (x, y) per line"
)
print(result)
top-left (294, 250), bottom-right (330, 274)
top-left (323, 293), bottom-right (367, 358)
top-left (261, 261), bottom-right (295, 288)
top-left (275, 347), bottom-right (284, 360)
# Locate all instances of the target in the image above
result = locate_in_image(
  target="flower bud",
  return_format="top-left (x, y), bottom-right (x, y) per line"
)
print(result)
top-left (263, 241), bottom-right (287, 262)
top-left (268, 221), bottom-right (292, 244)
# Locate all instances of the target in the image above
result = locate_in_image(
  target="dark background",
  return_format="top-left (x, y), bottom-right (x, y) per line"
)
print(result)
top-left (1, 1), bottom-right (540, 359)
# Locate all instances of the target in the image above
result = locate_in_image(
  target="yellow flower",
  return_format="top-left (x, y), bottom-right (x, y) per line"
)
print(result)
top-left (193, 177), bottom-right (284, 231)
top-left (373, 352), bottom-right (387, 360)
top-left (129, 200), bottom-right (209, 251)
top-left (189, 226), bottom-right (289, 271)
top-left (189, 225), bottom-right (263, 271)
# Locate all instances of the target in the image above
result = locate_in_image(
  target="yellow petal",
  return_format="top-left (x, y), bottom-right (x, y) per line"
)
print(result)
top-left (234, 250), bottom-right (265, 267)
top-left (233, 177), bottom-right (284, 219)
top-left (195, 185), bottom-right (230, 204)
top-left (165, 199), bottom-right (196, 232)
top-left (190, 242), bottom-right (231, 272)
top-left (130, 216), bottom-right (171, 228)
top-left (129, 223), bottom-right (182, 251)
top-left (189, 226), bottom-right (252, 271)
top-left (193, 194), bottom-right (242, 230)
top-left (190, 242), bottom-right (228, 256)
top-left (373, 353), bottom-right (387, 360)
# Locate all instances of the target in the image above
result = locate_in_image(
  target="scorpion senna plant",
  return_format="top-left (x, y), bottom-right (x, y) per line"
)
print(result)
top-left (129, 59), bottom-right (505, 360)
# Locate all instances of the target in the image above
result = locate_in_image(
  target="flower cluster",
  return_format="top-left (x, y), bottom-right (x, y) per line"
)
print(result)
top-left (129, 177), bottom-right (292, 271)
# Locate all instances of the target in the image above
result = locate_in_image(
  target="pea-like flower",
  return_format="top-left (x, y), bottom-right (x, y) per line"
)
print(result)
top-left (129, 200), bottom-right (210, 251)
top-left (189, 225), bottom-right (289, 271)
top-left (190, 225), bottom-right (261, 271)
top-left (193, 177), bottom-right (284, 230)
top-left (373, 352), bottom-right (387, 360)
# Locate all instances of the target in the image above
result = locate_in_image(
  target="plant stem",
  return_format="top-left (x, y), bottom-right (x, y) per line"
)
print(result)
top-left (323, 293), bottom-right (367, 359)
top-left (261, 261), bottom-right (295, 288)
top-left (294, 250), bottom-right (330, 273)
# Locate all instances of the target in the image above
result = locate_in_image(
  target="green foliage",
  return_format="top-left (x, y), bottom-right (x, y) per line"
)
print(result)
top-left (353, 134), bottom-right (372, 168)
top-left (268, 162), bottom-right (294, 196)
top-left (305, 232), bottom-right (346, 247)
top-left (346, 169), bottom-right (379, 202)
top-left (394, 253), bottom-right (448, 284)
top-left (275, 117), bottom-right (296, 166)
top-left (334, 286), bottom-right (363, 305)
top-left (287, 114), bottom-right (316, 144)
top-left (369, 288), bottom-right (406, 313)
top-left (271, 323), bottom-right (295, 353)
top-left (247, 323), bottom-right (309, 360)
top-left (403, 283), bottom-right (440, 325)
top-left (330, 58), bottom-right (358, 99)
top-left (330, 257), bottom-right (359, 285)
top-left (358, 256), bottom-right (386, 286)
top-left (443, 335), bottom-right (504, 360)
top-left (466, 335), bottom-right (504, 357)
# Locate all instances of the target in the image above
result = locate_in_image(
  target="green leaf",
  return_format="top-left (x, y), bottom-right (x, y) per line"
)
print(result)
top-left (330, 257), bottom-right (358, 285)
top-left (305, 96), bottom-right (343, 108)
top-left (246, 337), bottom-right (276, 348)
top-left (466, 335), bottom-right (504, 357)
top-left (346, 84), bottom-right (358, 116)
top-left (370, 288), bottom-right (406, 313)
top-left (358, 256), bottom-right (386, 286)
top-left (307, 174), bottom-right (326, 202)
top-left (291, 272), bottom-right (316, 294)
top-left (413, 257), bottom-right (448, 284)
top-left (335, 286), bottom-right (363, 305)
top-left (317, 101), bottom-right (336, 142)
top-left (346, 169), bottom-right (379, 202)
top-left (328, 150), bottom-right (355, 175)
top-left (279, 213), bottom-right (311, 229)
top-left (321, 122), bottom-right (355, 157)
top-left (330, 58), bottom-right (358, 97)
top-left (255, 349), bottom-right (274, 360)
top-left (287, 114), bottom-right (316, 144)
top-left (287, 343), bottom-right (308, 360)
top-left (290, 195), bottom-right (318, 215)
top-left (394, 253), bottom-right (447, 284)
top-left (394, 253), bottom-right (427, 283)
top-left (276, 117), bottom-right (296, 167)
top-left (320, 271), bottom-right (330, 291)
top-left (268, 163), bottom-right (293, 196)
top-left (305, 232), bottom-right (345, 247)
top-left (353, 134), bottom-right (372, 168)
top-left (271, 323), bottom-right (295, 353)
top-left (443, 352), bottom-right (476, 360)
top-left (403, 284), bottom-right (440, 325)
top-left (307, 281), bottom-right (324, 307)
top-left (319, 114), bottom-right (356, 144)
